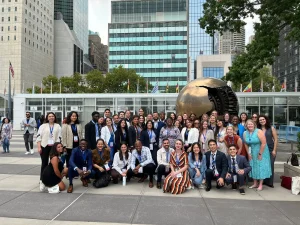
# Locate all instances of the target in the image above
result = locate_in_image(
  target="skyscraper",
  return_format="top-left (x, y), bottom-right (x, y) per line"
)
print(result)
top-left (0, 0), bottom-right (54, 94)
top-left (109, 0), bottom-right (188, 91)
top-left (189, 0), bottom-right (214, 80)
top-left (219, 27), bottom-right (245, 54)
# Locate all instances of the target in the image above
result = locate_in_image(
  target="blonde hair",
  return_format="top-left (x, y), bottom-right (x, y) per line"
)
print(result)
top-left (245, 119), bottom-right (257, 130)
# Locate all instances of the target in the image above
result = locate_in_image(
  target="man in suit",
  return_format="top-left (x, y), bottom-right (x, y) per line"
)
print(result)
top-left (85, 111), bottom-right (100, 150)
top-left (226, 144), bottom-right (252, 195)
top-left (205, 139), bottom-right (228, 192)
top-left (67, 139), bottom-right (93, 193)
top-left (153, 112), bottom-right (165, 138)
top-left (21, 112), bottom-right (37, 155)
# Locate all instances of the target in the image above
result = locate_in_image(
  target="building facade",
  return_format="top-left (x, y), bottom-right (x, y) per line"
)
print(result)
top-left (188, 0), bottom-right (214, 80)
top-left (109, 0), bottom-right (188, 91)
top-left (196, 54), bottom-right (232, 79)
top-left (219, 27), bottom-right (245, 54)
top-left (272, 27), bottom-right (300, 92)
top-left (0, 0), bottom-right (54, 94)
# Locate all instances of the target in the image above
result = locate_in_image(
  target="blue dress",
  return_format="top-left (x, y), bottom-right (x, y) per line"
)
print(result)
top-left (245, 129), bottom-right (271, 179)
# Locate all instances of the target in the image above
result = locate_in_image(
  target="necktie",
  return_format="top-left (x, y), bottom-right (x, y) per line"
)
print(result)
top-left (232, 158), bottom-right (236, 174)
top-left (212, 154), bottom-right (216, 175)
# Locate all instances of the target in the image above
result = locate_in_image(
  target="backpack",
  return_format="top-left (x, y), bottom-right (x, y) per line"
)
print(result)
top-left (92, 172), bottom-right (111, 188)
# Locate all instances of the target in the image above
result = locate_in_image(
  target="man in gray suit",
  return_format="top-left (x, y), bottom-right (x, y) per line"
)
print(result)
top-left (21, 112), bottom-right (36, 155)
top-left (226, 144), bottom-right (252, 195)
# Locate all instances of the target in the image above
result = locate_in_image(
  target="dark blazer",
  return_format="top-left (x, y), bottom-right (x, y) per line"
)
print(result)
top-left (128, 126), bottom-right (141, 148)
top-left (85, 121), bottom-right (101, 150)
top-left (155, 121), bottom-right (165, 138)
top-left (91, 148), bottom-right (110, 167)
top-left (114, 129), bottom-right (129, 151)
top-left (140, 129), bottom-right (158, 148)
top-left (69, 147), bottom-right (93, 172)
top-left (227, 155), bottom-right (251, 174)
top-left (205, 150), bottom-right (228, 179)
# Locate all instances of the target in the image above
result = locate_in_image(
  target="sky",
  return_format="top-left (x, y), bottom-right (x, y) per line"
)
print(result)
top-left (89, 0), bottom-right (258, 45)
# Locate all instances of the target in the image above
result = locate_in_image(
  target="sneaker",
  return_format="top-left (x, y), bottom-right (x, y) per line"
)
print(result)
top-left (239, 188), bottom-right (245, 195)
top-left (198, 184), bottom-right (205, 189)
top-left (39, 181), bottom-right (46, 192)
top-left (30, 150), bottom-right (34, 155)
top-left (25, 152), bottom-right (30, 155)
top-left (48, 185), bottom-right (60, 194)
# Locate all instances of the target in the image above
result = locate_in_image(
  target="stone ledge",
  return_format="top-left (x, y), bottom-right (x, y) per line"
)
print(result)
top-left (284, 163), bottom-right (300, 177)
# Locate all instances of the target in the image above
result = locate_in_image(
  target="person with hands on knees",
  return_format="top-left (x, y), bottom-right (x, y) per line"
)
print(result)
top-left (91, 139), bottom-right (111, 180)
top-left (67, 139), bottom-right (92, 193)
top-left (205, 139), bottom-right (228, 192)
top-left (188, 142), bottom-right (207, 189)
top-left (111, 142), bottom-right (132, 184)
top-left (156, 138), bottom-right (174, 189)
top-left (36, 112), bottom-right (61, 192)
top-left (127, 141), bottom-right (156, 188)
top-left (225, 145), bottom-right (251, 195)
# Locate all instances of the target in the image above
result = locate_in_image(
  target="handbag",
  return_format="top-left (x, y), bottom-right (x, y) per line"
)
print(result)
top-left (280, 176), bottom-right (292, 190)
top-left (287, 153), bottom-right (299, 166)
top-left (291, 176), bottom-right (300, 195)
top-left (93, 172), bottom-right (111, 188)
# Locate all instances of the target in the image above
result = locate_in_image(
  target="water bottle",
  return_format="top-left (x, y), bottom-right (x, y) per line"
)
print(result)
top-left (122, 176), bottom-right (126, 186)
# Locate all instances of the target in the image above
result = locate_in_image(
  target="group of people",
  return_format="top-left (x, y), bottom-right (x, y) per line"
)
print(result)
top-left (17, 108), bottom-right (277, 195)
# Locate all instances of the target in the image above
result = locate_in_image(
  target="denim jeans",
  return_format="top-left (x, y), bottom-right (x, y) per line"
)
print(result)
top-left (2, 138), bottom-right (10, 153)
top-left (188, 167), bottom-right (205, 185)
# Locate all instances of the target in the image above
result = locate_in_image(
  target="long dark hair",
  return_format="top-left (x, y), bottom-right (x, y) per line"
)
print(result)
top-left (45, 112), bottom-right (57, 123)
top-left (239, 112), bottom-right (248, 123)
top-left (119, 142), bottom-right (129, 160)
top-left (144, 120), bottom-right (154, 131)
top-left (117, 119), bottom-right (128, 133)
top-left (191, 142), bottom-right (203, 161)
top-left (49, 142), bottom-right (63, 158)
top-left (257, 115), bottom-right (272, 129)
top-left (66, 111), bottom-right (80, 124)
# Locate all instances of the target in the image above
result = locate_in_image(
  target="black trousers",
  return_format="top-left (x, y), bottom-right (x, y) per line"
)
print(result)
top-left (127, 162), bottom-right (156, 182)
top-left (40, 145), bottom-right (52, 180)
top-left (23, 133), bottom-right (34, 152)
top-left (264, 152), bottom-right (276, 186)
top-left (156, 164), bottom-right (171, 183)
top-left (225, 172), bottom-right (246, 186)
top-left (65, 148), bottom-right (73, 168)
top-left (205, 169), bottom-right (223, 189)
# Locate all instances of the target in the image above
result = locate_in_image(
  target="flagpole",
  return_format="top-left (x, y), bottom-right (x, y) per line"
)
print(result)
top-left (22, 80), bottom-right (25, 93)
top-left (41, 81), bottom-right (43, 94)
top-left (50, 80), bottom-right (53, 94)
top-left (8, 61), bottom-right (12, 119)
top-left (4, 81), bottom-right (6, 117)
top-left (59, 81), bottom-right (62, 94)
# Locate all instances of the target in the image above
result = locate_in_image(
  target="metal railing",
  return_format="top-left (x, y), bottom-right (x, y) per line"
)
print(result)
top-left (278, 125), bottom-right (300, 151)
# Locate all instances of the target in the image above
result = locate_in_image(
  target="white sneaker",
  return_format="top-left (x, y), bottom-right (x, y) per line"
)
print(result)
top-left (39, 181), bottom-right (46, 192)
top-left (30, 150), bottom-right (34, 155)
top-left (25, 152), bottom-right (30, 155)
top-left (48, 185), bottom-right (60, 194)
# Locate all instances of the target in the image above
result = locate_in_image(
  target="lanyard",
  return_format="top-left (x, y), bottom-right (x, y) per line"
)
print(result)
top-left (148, 130), bottom-right (153, 140)
top-left (166, 151), bottom-right (169, 163)
top-left (81, 150), bottom-right (87, 162)
top-left (218, 128), bottom-right (224, 137)
top-left (249, 131), bottom-right (254, 141)
top-left (98, 150), bottom-right (103, 160)
top-left (49, 125), bottom-right (54, 135)
top-left (92, 121), bottom-right (99, 136)
top-left (202, 130), bottom-right (207, 142)
top-left (71, 124), bottom-right (77, 133)
top-left (137, 153), bottom-right (142, 162)
top-left (123, 131), bottom-right (126, 139)
top-left (135, 126), bottom-right (141, 139)
top-left (195, 160), bottom-right (200, 168)
top-left (228, 135), bottom-right (234, 145)
top-left (185, 129), bottom-right (189, 140)
top-left (176, 154), bottom-right (180, 166)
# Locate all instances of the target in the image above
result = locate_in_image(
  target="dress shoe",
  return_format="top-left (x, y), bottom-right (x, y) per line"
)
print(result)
top-left (67, 185), bottom-right (73, 193)
top-left (81, 177), bottom-right (88, 187)
top-left (232, 183), bottom-right (237, 190)
top-left (138, 175), bottom-right (147, 183)
top-left (157, 182), bottom-right (162, 189)
top-left (205, 187), bottom-right (211, 192)
top-left (149, 182), bottom-right (154, 188)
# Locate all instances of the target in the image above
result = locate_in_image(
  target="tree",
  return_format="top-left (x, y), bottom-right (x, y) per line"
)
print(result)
top-left (61, 73), bottom-right (86, 93)
top-left (85, 70), bottom-right (105, 93)
top-left (199, 0), bottom-right (300, 83)
top-left (26, 86), bottom-right (41, 94)
top-left (41, 75), bottom-right (59, 93)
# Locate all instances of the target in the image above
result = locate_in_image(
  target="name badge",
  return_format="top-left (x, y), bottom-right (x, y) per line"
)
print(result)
top-left (176, 173), bottom-right (183, 178)
top-left (48, 139), bottom-right (54, 145)
top-left (138, 167), bottom-right (143, 173)
top-left (165, 165), bottom-right (169, 173)
top-left (149, 143), bottom-right (153, 150)
top-left (96, 136), bottom-right (100, 141)
top-left (74, 136), bottom-right (78, 142)
top-left (109, 142), bottom-right (114, 147)
top-left (83, 167), bottom-right (87, 172)
top-left (104, 164), bottom-right (110, 171)
top-left (233, 175), bottom-right (237, 183)
top-left (248, 147), bottom-right (252, 154)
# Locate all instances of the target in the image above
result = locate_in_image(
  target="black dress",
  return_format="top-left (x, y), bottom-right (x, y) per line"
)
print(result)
top-left (42, 157), bottom-right (64, 187)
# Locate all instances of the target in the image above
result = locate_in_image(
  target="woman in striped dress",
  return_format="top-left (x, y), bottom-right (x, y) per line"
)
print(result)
top-left (163, 139), bottom-right (190, 195)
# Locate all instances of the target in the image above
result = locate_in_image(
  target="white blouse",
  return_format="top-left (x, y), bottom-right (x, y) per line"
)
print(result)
top-left (112, 152), bottom-right (132, 174)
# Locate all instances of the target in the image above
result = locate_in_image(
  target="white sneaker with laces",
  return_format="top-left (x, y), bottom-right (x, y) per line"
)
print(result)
top-left (39, 181), bottom-right (46, 192)
top-left (30, 149), bottom-right (34, 154)
top-left (25, 152), bottom-right (30, 155)
top-left (48, 185), bottom-right (60, 194)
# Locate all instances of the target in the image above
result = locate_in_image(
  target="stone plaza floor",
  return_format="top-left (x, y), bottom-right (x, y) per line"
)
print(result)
top-left (0, 131), bottom-right (299, 225)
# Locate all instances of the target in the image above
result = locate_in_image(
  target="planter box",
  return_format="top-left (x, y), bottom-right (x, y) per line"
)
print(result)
top-left (284, 163), bottom-right (300, 177)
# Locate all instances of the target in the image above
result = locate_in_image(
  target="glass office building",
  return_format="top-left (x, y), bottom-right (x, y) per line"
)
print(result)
top-left (203, 67), bottom-right (224, 79)
top-left (188, 0), bottom-right (214, 79)
top-left (12, 92), bottom-right (300, 130)
top-left (109, 0), bottom-right (188, 91)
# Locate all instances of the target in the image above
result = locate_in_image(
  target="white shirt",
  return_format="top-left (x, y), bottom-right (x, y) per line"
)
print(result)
top-left (112, 152), bottom-right (132, 174)
top-left (157, 147), bottom-right (175, 167)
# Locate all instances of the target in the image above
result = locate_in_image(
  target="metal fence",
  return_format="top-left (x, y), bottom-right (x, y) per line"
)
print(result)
top-left (278, 125), bottom-right (300, 143)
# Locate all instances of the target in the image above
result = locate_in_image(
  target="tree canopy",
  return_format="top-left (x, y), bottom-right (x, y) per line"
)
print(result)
top-left (199, 0), bottom-right (300, 83)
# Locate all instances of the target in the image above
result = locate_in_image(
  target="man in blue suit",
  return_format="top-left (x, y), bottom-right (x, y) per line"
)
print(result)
top-left (153, 112), bottom-right (165, 140)
top-left (226, 144), bottom-right (252, 195)
top-left (67, 139), bottom-right (93, 193)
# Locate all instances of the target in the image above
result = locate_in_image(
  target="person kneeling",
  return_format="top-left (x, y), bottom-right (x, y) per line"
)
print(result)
top-left (156, 139), bottom-right (174, 189)
top-left (42, 142), bottom-right (68, 193)
top-left (67, 139), bottom-right (92, 193)
top-left (92, 139), bottom-right (111, 179)
top-left (127, 141), bottom-right (156, 188)
top-left (111, 142), bottom-right (132, 184)
top-left (225, 144), bottom-right (252, 195)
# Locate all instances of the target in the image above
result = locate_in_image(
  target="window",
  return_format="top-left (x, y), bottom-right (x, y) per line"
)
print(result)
top-left (14, 35), bottom-right (16, 40)
top-left (14, 26), bottom-right (16, 31)
top-left (8, 36), bottom-right (10, 41)
top-left (14, 16), bottom-right (17, 21)
top-left (8, 26), bottom-right (10, 31)
top-left (1, 7), bottom-right (4, 12)
top-left (1, 27), bottom-right (3, 31)
top-left (8, 17), bottom-right (10, 21)
top-left (1, 36), bottom-right (3, 41)
top-left (8, 7), bottom-right (11, 12)
top-left (15, 7), bottom-right (17, 11)
top-left (2, 17), bottom-right (4, 22)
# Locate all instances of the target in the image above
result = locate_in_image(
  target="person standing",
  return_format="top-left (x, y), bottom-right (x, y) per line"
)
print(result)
top-left (21, 112), bottom-right (36, 155)
top-left (114, 119), bottom-right (129, 151)
top-left (0, 118), bottom-right (13, 153)
top-left (159, 117), bottom-right (181, 149)
top-left (224, 125), bottom-right (247, 157)
top-left (244, 119), bottom-right (271, 191)
top-left (258, 115), bottom-right (278, 188)
top-left (216, 120), bottom-right (227, 154)
top-left (61, 111), bottom-right (83, 169)
top-left (85, 111), bottom-right (101, 150)
top-left (101, 117), bottom-right (115, 166)
top-left (36, 112), bottom-right (61, 192)
top-left (140, 120), bottom-right (158, 165)
top-left (180, 119), bottom-right (199, 152)
top-left (125, 110), bottom-right (131, 127)
top-left (199, 121), bottom-right (215, 153)
top-left (128, 115), bottom-right (142, 150)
